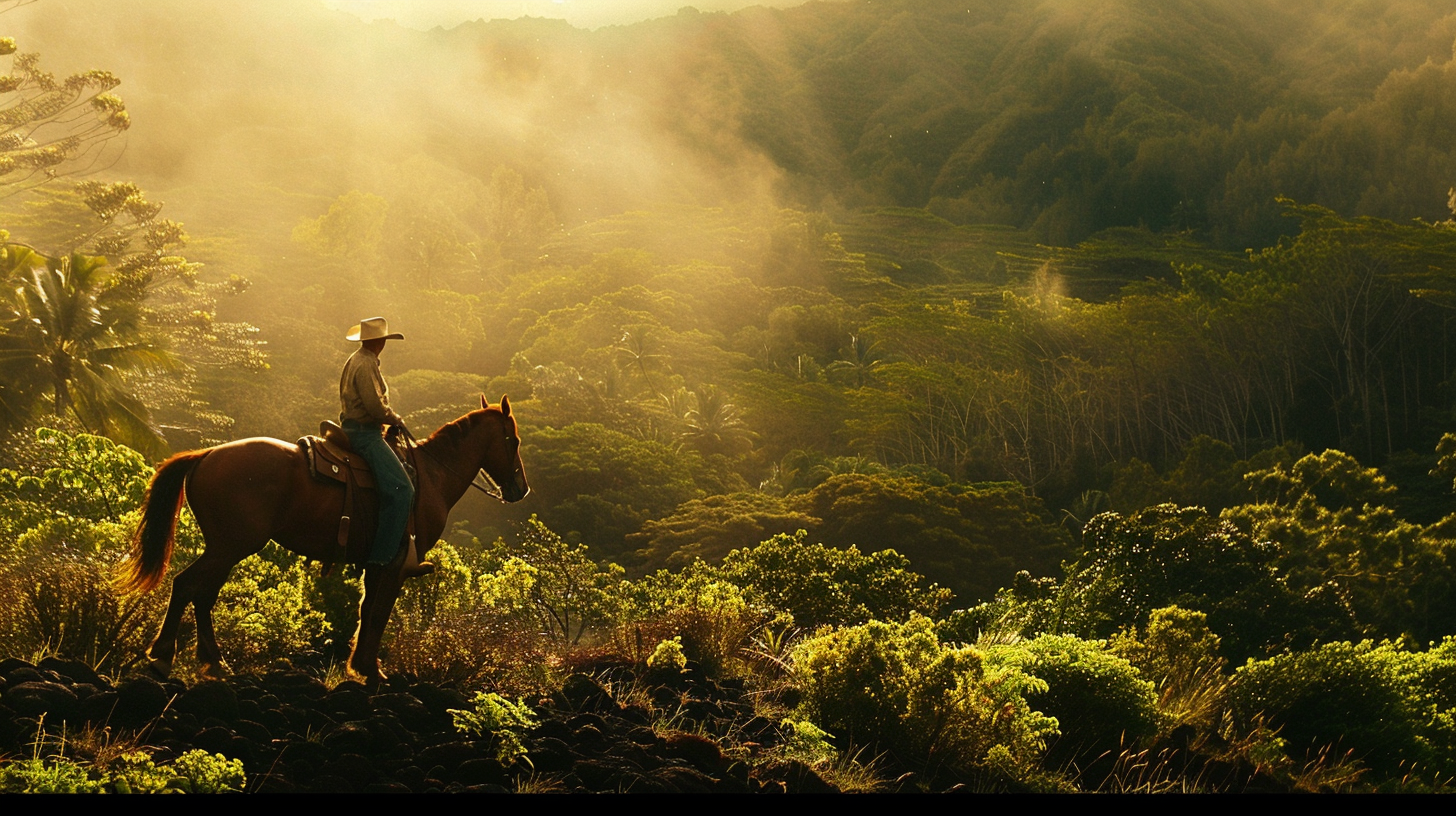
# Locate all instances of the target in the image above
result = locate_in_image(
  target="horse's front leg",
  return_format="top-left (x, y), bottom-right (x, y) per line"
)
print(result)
top-left (349, 563), bottom-right (404, 686)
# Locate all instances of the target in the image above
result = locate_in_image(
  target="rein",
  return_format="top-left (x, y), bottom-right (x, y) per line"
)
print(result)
top-left (400, 426), bottom-right (511, 502)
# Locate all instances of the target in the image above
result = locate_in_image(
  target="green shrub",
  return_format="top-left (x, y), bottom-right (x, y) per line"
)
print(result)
top-left (717, 531), bottom-right (950, 628)
top-left (616, 561), bottom-right (767, 675)
top-left (0, 529), bottom-right (166, 675)
top-left (790, 615), bottom-right (1056, 775)
top-left (162, 750), bottom-right (246, 793)
top-left (0, 756), bottom-right (103, 793)
top-left (647, 635), bottom-right (687, 671)
top-left (213, 550), bottom-right (329, 670)
top-left (1110, 606), bottom-right (1229, 736)
top-left (386, 538), bottom-right (548, 690)
top-left (986, 635), bottom-right (1157, 773)
top-left (780, 718), bottom-right (837, 766)
top-left (450, 692), bottom-right (539, 763)
top-left (1231, 641), bottom-right (1429, 776)
top-left (0, 748), bottom-right (244, 794)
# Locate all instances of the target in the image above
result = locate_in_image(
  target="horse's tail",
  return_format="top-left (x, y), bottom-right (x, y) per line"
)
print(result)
top-left (119, 449), bottom-right (210, 595)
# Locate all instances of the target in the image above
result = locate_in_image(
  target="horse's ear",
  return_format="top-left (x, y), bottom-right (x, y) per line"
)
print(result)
top-left (481, 394), bottom-right (489, 410)
top-left (500, 394), bottom-right (511, 416)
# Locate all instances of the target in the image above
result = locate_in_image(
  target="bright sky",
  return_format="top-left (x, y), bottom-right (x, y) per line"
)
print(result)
top-left (321, 0), bottom-right (807, 30)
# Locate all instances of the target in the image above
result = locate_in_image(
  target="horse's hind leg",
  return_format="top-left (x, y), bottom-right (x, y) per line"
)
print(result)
top-left (146, 544), bottom-right (257, 679)
top-left (147, 573), bottom-right (194, 678)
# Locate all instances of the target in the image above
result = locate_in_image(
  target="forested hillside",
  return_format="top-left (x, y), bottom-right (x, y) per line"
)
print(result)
top-left (4, 0), bottom-right (1456, 794)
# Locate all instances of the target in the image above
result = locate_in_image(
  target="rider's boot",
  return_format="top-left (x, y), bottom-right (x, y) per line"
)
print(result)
top-left (402, 534), bottom-right (435, 578)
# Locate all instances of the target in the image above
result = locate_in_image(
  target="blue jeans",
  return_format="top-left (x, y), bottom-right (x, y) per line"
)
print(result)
top-left (343, 420), bottom-right (414, 563)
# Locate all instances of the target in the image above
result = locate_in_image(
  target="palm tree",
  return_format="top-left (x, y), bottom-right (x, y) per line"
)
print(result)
top-left (682, 385), bottom-right (755, 457)
top-left (826, 334), bottom-right (893, 387)
top-left (614, 327), bottom-right (664, 393)
top-left (0, 246), bottom-right (174, 458)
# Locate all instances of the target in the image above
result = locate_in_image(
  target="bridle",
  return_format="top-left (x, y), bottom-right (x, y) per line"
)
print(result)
top-left (400, 420), bottom-right (522, 503)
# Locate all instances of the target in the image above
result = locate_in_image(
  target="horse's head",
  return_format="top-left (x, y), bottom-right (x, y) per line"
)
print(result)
top-left (476, 394), bottom-right (529, 502)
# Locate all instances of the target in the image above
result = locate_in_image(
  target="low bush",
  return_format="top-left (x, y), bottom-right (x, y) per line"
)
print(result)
top-left (986, 635), bottom-right (1157, 774)
top-left (790, 615), bottom-right (1057, 779)
top-left (1231, 641), bottom-right (1429, 776)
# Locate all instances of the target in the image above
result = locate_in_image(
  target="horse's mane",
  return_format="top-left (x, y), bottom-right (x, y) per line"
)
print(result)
top-left (425, 405), bottom-right (501, 447)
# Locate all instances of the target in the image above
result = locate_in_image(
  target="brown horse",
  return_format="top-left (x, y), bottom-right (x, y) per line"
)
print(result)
top-left (121, 395), bottom-right (528, 682)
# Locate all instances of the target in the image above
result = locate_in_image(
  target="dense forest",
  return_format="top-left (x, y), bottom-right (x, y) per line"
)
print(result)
top-left (4, 0), bottom-right (1456, 793)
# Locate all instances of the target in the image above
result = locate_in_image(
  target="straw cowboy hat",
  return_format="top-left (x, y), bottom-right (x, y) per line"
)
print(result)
top-left (346, 316), bottom-right (405, 342)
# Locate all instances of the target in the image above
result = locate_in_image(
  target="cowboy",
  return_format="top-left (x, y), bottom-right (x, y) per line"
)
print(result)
top-left (339, 316), bottom-right (433, 577)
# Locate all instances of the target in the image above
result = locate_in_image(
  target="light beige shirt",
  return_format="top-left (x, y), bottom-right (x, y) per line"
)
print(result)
top-left (339, 347), bottom-right (400, 425)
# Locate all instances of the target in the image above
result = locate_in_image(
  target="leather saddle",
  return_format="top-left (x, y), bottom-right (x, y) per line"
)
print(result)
top-left (297, 420), bottom-right (415, 566)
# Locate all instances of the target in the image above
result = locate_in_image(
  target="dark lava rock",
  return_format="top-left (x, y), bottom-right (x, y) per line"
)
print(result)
top-left (755, 759), bottom-right (839, 794)
top-left (665, 732), bottom-right (724, 772)
top-left (644, 666), bottom-right (689, 689)
top-left (573, 724), bottom-right (607, 753)
top-left (80, 690), bottom-right (119, 724)
top-left (608, 739), bottom-right (659, 772)
top-left (113, 675), bottom-right (170, 727)
top-left (619, 704), bottom-right (652, 726)
top-left (69, 682), bottom-right (101, 701)
top-left (308, 773), bottom-right (356, 793)
top-left (4, 680), bottom-right (80, 722)
top-left (364, 781), bottom-right (413, 793)
top-left (773, 686), bottom-right (802, 709)
top-left (453, 757), bottom-right (508, 787)
top-left (193, 725), bottom-right (236, 755)
top-left (417, 740), bottom-right (479, 772)
top-left (0, 658), bottom-right (35, 677)
top-left (622, 772), bottom-right (676, 793)
top-left (176, 679), bottom-right (239, 722)
top-left (527, 736), bottom-right (577, 774)
top-left (37, 656), bottom-right (105, 688)
top-left (372, 692), bottom-right (440, 734)
top-left (714, 772), bottom-right (752, 793)
top-left (263, 671), bottom-right (329, 703)
top-left (462, 783), bottom-right (511, 794)
top-left (277, 737), bottom-right (330, 769)
top-left (681, 699), bottom-right (725, 723)
top-left (234, 718), bottom-right (273, 745)
top-left (394, 765), bottom-right (426, 790)
top-left (364, 712), bottom-right (412, 752)
top-left (652, 765), bottom-right (719, 793)
top-left (559, 674), bottom-right (615, 713)
top-left (740, 715), bottom-right (780, 744)
top-left (626, 726), bottom-right (660, 747)
top-left (323, 721), bottom-right (374, 754)
top-left (237, 698), bottom-right (266, 723)
top-left (162, 710), bottom-right (201, 740)
top-left (566, 712), bottom-right (608, 731)
top-left (320, 753), bottom-right (378, 788)
top-left (327, 686), bottom-right (373, 719)
top-left (2, 667), bottom-right (45, 689)
top-left (408, 683), bottom-right (468, 718)
top-left (531, 718), bottom-right (573, 742)
top-left (573, 758), bottom-right (630, 791)
top-left (255, 776), bottom-right (300, 793)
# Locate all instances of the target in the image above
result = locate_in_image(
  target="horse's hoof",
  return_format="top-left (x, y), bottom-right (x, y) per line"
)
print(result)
top-left (146, 658), bottom-right (173, 679)
top-left (347, 662), bottom-right (385, 685)
top-left (199, 661), bottom-right (231, 679)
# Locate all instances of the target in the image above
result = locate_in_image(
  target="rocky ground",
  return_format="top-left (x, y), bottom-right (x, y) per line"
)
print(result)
top-left (0, 655), bottom-right (845, 793)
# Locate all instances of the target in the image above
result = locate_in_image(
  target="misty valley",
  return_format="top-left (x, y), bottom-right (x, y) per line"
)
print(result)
top-left (3, 0), bottom-right (1456, 793)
